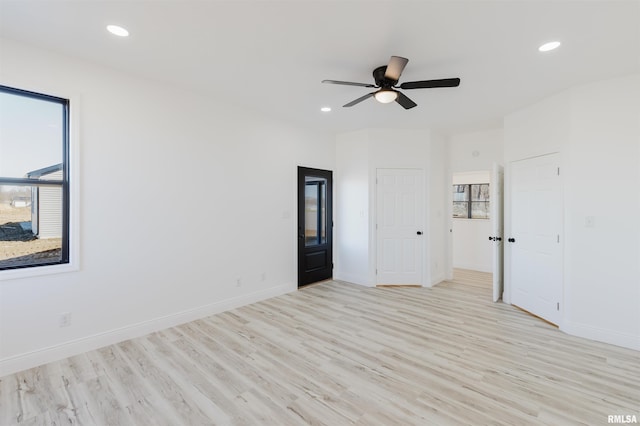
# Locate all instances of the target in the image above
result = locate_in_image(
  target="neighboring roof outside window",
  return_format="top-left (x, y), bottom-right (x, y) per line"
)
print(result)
top-left (26, 163), bottom-right (63, 179)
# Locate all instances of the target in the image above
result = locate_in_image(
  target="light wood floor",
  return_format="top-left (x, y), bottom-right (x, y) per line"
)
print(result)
top-left (452, 268), bottom-right (493, 289)
top-left (1, 272), bottom-right (639, 425)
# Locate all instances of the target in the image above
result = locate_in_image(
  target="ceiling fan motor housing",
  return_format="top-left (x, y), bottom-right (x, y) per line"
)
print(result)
top-left (373, 66), bottom-right (396, 87)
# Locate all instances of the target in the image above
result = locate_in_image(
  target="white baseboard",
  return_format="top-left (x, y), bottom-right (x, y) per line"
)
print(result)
top-left (452, 263), bottom-right (492, 273)
top-left (333, 271), bottom-right (372, 287)
top-left (562, 321), bottom-right (640, 351)
top-left (430, 272), bottom-right (446, 287)
top-left (0, 284), bottom-right (293, 377)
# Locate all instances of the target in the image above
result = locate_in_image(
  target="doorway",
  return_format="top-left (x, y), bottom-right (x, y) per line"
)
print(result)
top-left (297, 167), bottom-right (333, 287)
top-left (451, 171), bottom-right (492, 274)
top-left (451, 168), bottom-right (504, 301)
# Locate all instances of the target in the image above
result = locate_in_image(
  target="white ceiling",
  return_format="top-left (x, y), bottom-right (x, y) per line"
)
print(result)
top-left (1, 1), bottom-right (639, 136)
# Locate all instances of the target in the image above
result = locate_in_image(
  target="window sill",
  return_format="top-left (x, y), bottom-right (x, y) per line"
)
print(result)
top-left (0, 261), bottom-right (79, 282)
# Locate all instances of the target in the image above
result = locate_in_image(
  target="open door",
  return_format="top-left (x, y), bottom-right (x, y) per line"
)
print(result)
top-left (510, 154), bottom-right (562, 324)
top-left (298, 167), bottom-right (333, 287)
top-left (491, 163), bottom-right (504, 302)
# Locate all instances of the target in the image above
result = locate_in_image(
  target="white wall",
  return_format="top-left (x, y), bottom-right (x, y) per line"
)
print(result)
top-left (429, 133), bottom-right (448, 284)
top-left (563, 74), bottom-right (640, 350)
top-left (0, 38), bottom-right (335, 376)
top-left (335, 130), bottom-right (370, 285)
top-left (451, 219), bottom-right (492, 272)
top-left (450, 129), bottom-right (504, 173)
top-left (452, 171), bottom-right (491, 185)
top-left (448, 130), bottom-right (504, 275)
top-left (504, 73), bottom-right (640, 350)
top-left (334, 128), bottom-right (444, 287)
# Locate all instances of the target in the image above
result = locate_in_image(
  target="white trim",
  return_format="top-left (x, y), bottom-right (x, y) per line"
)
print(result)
top-left (333, 271), bottom-right (372, 287)
top-left (0, 283), bottom-right (292, 377)
top-left (452, 263), bottom-right (492, 273)
top-left (430, 274), bottom-right (445, 287)
top-left (562, 321), bottom-right (640, 351)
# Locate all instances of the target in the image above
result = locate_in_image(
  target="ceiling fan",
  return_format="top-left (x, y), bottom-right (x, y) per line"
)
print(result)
top-left (322, 56), bottom-right (460, 110)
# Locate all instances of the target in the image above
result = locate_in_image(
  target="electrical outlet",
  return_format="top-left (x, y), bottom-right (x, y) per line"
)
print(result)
top-left (261, 272), bottom-right (266, 281)
top-left (236, 278), bottom-right (242, 287)
top-left (59, 312), bottom-right (71, 328)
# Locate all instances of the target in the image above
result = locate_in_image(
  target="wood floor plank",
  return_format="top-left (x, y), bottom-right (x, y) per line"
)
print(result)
top-left (1, 270), bottom-right (639, 425)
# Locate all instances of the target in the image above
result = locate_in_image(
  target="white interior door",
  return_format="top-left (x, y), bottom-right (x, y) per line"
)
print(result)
top-left (376, 168), bottom-right (424, 285)
top-left (510, 153), bottom-right (562, 324)
top-left (491, 163), bottom-right (504, 302)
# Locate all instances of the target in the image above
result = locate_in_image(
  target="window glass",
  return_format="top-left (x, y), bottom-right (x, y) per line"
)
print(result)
top-left (0, 92), bottom-right (63, 178)
top-left (305, 177), bottom-right (327, 246)
top-left (470, 184), bottom-right (490, 219)
top-left (452, 184), bottom-right (469, 218)
top-left (304, 183), bottom-right (319, 246)
top-left (452, 183), bottom-right (489, 219)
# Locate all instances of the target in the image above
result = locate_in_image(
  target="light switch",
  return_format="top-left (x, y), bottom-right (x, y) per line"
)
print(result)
top-left (585, 216), bottom-right (595, 228)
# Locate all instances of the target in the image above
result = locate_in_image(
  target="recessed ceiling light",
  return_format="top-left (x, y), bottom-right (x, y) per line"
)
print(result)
top-left (320, 107), bottom-right (331, 112)
top-left (539, 41), bottom-right (561, 52)
top-left (107, 25), bottom-right (129, 37)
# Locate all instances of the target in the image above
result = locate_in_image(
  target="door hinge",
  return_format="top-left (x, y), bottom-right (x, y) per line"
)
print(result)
top-left (557, 234), bottom-right (560, 243)
top-left (375, 269), bottom-right (378, 275)
top-left (557, 302), bottom-right (560, 311)
top-left (557, 167), bottom-right (560, 176)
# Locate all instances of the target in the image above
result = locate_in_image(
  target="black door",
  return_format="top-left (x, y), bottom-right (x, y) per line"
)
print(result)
top-left (298, 167), bottom-right (333, 287)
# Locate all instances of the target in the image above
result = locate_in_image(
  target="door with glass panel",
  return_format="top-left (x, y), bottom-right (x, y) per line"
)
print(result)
top-left (298, 167), bottom-right (333, 287)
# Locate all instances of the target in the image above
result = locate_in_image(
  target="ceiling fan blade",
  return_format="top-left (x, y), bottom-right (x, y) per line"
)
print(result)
top-left (343, 92), bottom-right (375, 107)
top-left (322, 79), bottom-right (376, 88)
top-left (395, 91), bottom-right (417, 109)
top-left (400, 78), bottom-right (461, 90)
top-left (384, 56), bottom-right (409, 81)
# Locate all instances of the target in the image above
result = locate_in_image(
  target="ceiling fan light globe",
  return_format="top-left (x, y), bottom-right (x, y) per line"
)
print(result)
top-left (374, 90), bottom-right (398, 104)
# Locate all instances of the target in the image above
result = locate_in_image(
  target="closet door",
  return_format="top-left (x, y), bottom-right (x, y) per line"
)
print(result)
top-left (510, 153), bottom-right (562, 324)
top-left (376, 168), bottom-right (424, 286)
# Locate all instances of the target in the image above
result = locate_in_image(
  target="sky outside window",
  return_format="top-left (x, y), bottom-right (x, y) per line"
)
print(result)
top-left (0, 91), bottom-right (63, 179)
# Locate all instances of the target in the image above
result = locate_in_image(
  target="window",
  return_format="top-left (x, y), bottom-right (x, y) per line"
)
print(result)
top-left (453, 183), bottom-right (490, 219)
top-left (0, 85), bottom-right (69, 270)
top-left (304, 177), bottom-right (327, 246)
